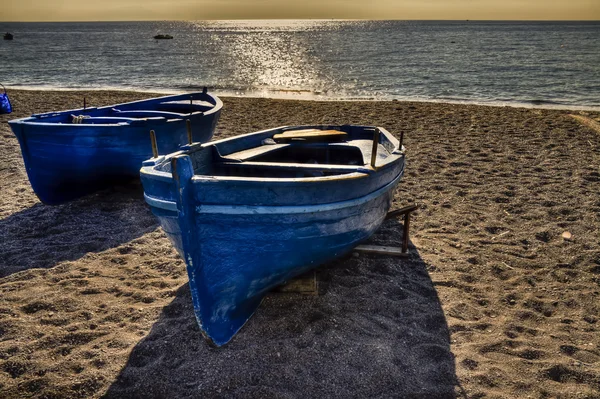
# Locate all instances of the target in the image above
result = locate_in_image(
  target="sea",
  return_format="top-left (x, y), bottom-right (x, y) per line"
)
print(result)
top-left (1, 20), bottom-right (599, 110)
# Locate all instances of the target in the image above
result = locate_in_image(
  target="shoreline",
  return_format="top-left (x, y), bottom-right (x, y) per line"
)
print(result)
top-left (1, 89), bottom-right (599, 398)
top-left (5, 87), bottom-right (600, 112)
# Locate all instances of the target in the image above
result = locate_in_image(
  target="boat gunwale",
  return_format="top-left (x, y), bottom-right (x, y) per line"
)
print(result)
top-left (7, 91), bottom-right (223, 127)
top-left (140, 125), bottom-right (404, 184)
top-left (8, 117), bottom-right (185, 128)
top-left (144, 164), bottom-right (404, 214)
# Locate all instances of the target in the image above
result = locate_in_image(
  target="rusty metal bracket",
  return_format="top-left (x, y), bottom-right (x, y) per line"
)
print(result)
top-left (355, 203), bottom-right (419, 257)
top-left (385, 203), bottom-right (418, 254)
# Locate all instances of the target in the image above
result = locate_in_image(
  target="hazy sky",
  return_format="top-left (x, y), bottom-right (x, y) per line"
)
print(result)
top-left (2, 0), bottom-right (599, 21)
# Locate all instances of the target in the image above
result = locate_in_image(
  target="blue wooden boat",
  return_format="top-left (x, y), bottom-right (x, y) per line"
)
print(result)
top-left (8, 90), bottom-right (222, 205)
top-left (141, 125), bottom-right (406, 346)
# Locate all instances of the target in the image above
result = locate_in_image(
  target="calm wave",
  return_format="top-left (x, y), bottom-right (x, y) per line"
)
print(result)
top-left (1, 20), bottom-right (599, 109)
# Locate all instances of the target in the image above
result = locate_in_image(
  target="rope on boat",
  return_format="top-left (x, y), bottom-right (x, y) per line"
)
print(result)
top-left (71, 115), bottom-right (90, 124)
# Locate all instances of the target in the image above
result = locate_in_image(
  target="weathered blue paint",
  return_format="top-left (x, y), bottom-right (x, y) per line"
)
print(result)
top-left (7, 91), bottom-right (222, 204)
top-left (140, 125), bottom-right (406, 346)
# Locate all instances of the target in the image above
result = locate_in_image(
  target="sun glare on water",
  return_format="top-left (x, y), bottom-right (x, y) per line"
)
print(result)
top-left (190, 20), bottom-right (337, 98)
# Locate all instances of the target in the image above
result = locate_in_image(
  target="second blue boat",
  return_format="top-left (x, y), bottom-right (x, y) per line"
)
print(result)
top-left (8, 90), bottom-right (222, 204)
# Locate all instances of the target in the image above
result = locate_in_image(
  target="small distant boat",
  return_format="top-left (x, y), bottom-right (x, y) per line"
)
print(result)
top-left (141, 125), bottom-right (406, 346)
top-left (3, 33), bottom-right (13, 40)
top-left (153, 34), bottom-right (173, 40)
top-left (8, 90), bottom-right (222, 204)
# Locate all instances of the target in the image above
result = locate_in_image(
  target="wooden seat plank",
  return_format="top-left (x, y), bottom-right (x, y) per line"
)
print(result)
top-left (273, 129), bottom-right (348, 142)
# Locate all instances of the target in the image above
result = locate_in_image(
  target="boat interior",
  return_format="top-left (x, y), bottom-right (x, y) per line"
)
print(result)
top-left (26, 96), bottom-right (216, 125)
top-left (158, 127), bottom-right (401, 179)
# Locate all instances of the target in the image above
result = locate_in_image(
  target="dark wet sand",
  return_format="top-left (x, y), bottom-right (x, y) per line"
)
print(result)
top-left (1, 90), bottom-right (599, 398)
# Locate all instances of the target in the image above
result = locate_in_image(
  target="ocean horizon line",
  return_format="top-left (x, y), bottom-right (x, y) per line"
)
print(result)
top-left (2, 19), bottom-right (600, 23)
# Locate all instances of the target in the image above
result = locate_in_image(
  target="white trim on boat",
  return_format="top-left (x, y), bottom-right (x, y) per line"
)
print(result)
top-left (143, 169), bottom-right (404, 215)
top-left (144, 194), bottom-right (179, 211)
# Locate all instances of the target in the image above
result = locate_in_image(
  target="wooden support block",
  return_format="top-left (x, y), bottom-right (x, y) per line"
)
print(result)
top-left (354, 245), bottom-right (409, 257)
top-left (273, 270), bottom-right (318, 295)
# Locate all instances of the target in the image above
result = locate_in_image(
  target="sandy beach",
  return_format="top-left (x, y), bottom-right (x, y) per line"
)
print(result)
top-left (0, 89), bottom-right (599, 398)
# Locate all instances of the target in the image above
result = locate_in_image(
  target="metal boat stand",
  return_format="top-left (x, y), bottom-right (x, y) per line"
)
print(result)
top-left (355, 203), bottom-right (419, 257)
top-left (276, 203), bottom-right (418, 295)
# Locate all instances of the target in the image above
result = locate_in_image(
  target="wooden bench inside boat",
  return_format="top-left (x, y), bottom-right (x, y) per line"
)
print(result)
top-left (214, 143), bottom-right (370, 177)
top-left (273, 129), bottom-right (348, 142)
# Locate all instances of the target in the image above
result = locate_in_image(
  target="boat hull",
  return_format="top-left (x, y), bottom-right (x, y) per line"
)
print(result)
top-left (147, 173), bottom-right (401, 346)
top-left (141, 124), bottom-right (406, 345)
top-left (8, 93), bottom-right (221, 204)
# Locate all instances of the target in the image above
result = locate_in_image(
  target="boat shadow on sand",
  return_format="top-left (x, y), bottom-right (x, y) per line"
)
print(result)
top-left (104, 218), bottom-right (464, 399)
top-left (0, 182), bottom-right (158, 278)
